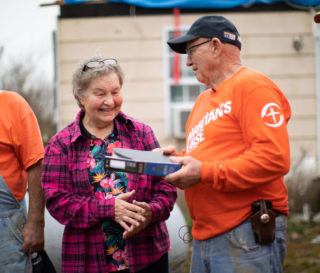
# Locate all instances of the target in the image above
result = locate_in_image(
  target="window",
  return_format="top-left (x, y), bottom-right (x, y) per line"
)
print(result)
top-left (163, 27), bottom-right (207, 138)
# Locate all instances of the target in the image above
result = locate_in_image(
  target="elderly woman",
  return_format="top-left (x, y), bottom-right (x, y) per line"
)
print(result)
top-left (41, 56), bottom-right (177, 273)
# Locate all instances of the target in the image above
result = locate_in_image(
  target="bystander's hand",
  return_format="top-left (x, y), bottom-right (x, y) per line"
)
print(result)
top-left (22, 219), bottom-right (45, 253)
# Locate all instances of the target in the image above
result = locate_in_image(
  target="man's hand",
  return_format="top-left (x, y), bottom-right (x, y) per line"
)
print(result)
top-left (123, 201), bottom-right (152, 239)
top-left (155, 145), bottom-right (178, 156)
top-left (22, 219), bottom-right (45, 253)
top-left (164, 156), bottom-right (202, 189)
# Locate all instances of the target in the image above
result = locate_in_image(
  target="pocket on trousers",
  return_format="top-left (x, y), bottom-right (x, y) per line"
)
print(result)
top-left (0, 212), bottom-right (27, 271)
top-left (0, 210), bottom-right (26, 247)
top-left (227, 221), bottom-right (261, 252)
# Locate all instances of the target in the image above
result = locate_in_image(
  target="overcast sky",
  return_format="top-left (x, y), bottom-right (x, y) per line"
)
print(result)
top-left (0, 0), bottom-right (59, 79)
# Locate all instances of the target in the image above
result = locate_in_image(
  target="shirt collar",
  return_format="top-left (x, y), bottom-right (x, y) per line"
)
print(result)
top-left (71, 110), bottom-right (134, 143)
top-left (80, 115), bottom-right (119, 140)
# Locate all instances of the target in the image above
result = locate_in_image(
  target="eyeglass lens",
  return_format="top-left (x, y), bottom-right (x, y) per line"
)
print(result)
top-left (186, 39), bottom-right (212, 56)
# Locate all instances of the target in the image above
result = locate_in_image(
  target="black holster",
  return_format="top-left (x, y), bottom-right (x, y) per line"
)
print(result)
top-left (250, 199), bottom-right (276, 245)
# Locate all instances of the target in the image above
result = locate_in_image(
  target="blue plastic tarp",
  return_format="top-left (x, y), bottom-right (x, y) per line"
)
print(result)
top-left (64, 0), bottom-right (320, 8)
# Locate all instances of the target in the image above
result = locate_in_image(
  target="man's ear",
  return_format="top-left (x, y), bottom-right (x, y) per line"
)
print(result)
top-left (211, 38), bottom-right (222, 55)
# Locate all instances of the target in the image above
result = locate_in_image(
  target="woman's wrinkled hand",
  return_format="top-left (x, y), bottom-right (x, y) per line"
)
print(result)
top-left (122, 201), bottom-right (153, 239)
top-left (114, 190), bottom-right (146, 234)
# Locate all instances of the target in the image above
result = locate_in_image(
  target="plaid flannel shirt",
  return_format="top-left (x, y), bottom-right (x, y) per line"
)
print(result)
top-left (41, 110), bottom-right (177, 273)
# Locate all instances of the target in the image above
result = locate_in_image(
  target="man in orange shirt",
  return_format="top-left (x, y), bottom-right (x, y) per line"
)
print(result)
top-left (164, 16), bottom-right (291, 273)
top-left (0, 90), bottom-right (45, 272)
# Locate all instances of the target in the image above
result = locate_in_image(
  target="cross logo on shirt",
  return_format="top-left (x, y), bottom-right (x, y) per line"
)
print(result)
top-left (261, 102), bottom-right (284, 128)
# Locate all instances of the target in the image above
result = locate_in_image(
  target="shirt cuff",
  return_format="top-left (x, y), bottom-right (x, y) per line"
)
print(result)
top-left (149, 202), bottom-right (162, 224)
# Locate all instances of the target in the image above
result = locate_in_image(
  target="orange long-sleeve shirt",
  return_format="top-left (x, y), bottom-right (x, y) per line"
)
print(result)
top-left (0, 90), bottom-right (44, 201)
top-left (183, 67), bottom-right (291, 240)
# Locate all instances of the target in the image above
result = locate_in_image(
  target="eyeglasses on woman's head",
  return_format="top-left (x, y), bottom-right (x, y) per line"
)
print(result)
top-left (82, 58), bottom-right (118, 72)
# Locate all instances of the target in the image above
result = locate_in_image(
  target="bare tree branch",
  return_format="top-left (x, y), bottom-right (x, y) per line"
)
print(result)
top-left (0, 52), bottom-right (55, 144)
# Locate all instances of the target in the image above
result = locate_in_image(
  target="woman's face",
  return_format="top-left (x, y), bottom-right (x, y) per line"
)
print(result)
top-left (80, 72), bottom-right (123, 129)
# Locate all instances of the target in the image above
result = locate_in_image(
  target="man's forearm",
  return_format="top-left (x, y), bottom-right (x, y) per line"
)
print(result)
top-left (22, 159), bottom-right (45, 253)
top-left (27, 159), bottom-right (45, 223)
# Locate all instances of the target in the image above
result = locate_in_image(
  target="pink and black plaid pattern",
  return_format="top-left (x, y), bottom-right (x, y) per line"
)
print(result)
top-left (41, 110), bottom-right (177, 273)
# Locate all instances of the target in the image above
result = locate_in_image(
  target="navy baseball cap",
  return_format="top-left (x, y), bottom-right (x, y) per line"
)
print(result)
top-left (167, 15), bottom-right (241, 53)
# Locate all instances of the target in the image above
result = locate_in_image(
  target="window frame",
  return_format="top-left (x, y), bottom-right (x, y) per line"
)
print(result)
top-left (162, 25), bottom-right (206, 138)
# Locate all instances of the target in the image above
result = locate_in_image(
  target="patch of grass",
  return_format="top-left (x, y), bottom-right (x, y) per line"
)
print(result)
top-left (284, 218), bottom-right (320, 273)
top-left (287, 219), bottom-right (318, 240)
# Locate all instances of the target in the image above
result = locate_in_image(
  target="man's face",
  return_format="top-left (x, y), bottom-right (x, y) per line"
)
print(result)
top-left (185, 37), bottom-right (215, 86)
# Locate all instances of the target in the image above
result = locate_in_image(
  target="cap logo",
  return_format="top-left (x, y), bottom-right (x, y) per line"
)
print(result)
top-left (224, 32), bottom-right (236, 41)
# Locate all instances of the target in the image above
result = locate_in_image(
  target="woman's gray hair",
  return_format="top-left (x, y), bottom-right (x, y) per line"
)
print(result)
top-left (72, 56), bottom-right (124, 110)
